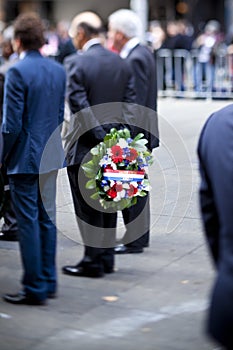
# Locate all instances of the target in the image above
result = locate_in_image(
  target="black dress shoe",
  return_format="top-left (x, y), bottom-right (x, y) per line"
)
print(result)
top-left (62, 265), bottom-right (104, 278)
top-left (114, 244), bottom-right (144, 254)
top-left (142, 243), bottom-right (149, 248)
top-left (3, 292), bottom-right (46, 305)
top-left (0, 231), bottom-right (18, 241)
top-left (47, 292), bottom-right (57, 299)
top-left (103, 266), bottom-right (114, 274)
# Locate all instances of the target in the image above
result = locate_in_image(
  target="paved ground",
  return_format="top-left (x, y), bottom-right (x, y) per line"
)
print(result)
top-left (0, 98), bottom-right (230, 350)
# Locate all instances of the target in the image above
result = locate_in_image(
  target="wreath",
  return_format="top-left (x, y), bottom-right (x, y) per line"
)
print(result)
top-left (82, 128), bottom-right (153, 210)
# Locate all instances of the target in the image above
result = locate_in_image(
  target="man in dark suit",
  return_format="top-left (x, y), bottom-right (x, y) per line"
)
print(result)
top-left (108, 9), bottom-right (159, 254)
top-left (198, 104), bottom-right (233, 349)
top-left (62, 11), bottom-right (135, 278)
top-left (1, 13), bottom-right (66, 305)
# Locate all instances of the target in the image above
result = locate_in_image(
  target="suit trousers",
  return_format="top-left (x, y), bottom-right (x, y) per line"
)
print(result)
top-left (67, 164), bottom-right (117, 271)
top-left (9, 171), bottom-right (57, 300)
top-left (122, 194), bottom-right (150, 248)
top-left (0, 166), bottom-right (18, 235)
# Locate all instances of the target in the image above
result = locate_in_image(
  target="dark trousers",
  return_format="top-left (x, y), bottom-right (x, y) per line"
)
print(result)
top-left (9, 171), bottom-right (57, 300)
top-left (0, 167), bottom-right (18, 235)
top-left (122, 194), bottom-right (150, 248)
top-left (67, 164), bottom-right (117, 271)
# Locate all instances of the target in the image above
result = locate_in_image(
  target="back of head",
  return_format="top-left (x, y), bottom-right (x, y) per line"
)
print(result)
top-left (14, 12), bottom-right (45, 50)
top-left (108, 9), bottom-right (142, 39)
top-left (69, 11), bottom-right (103, 38)
top-left (204, 20), bottom-right (220, 35)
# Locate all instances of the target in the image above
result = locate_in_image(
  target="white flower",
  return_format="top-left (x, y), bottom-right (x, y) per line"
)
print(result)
top-left (107, 147), bottom-right (112, 156)
top-left (123, 183), bottom-right (130, 189)
top-left (99, 156), bottom-right (111, 167)
top-left (110, 180), bottom-right (115, 187)
top-left (118, 138), bottom-right (128, 148)
top-left (141, 179), bottom-right (151, 191)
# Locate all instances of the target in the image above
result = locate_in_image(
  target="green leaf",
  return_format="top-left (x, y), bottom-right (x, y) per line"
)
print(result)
top-left (132, 139), bottom-right (148, 151)
top-left (91, 192), bottom-right (100, 200)
top-left (85, 179), bottom-right (96, 189)
top-left (133, 133), bottom-right (144, 142)
top-left (95, 169), bottom-right (103, 181)
top-left (91, 146), bottom-right (100, 156)
top-left (130, 197), bottom-right (137, 206)
top-left (138, 191), bottom-right (147, 197)
top-left (81, 161), bottom-right (97, 178)
top-left (123, 128), bottom-right (131, 138)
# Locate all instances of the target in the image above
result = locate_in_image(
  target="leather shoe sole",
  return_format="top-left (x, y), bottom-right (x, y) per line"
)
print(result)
top-left (3, 292), bottom-right (46, 305)
top-left (104, 267), bottom-right (114, 274)
top-left (62, 265), bottom-right (104, 278)
top-left (0, 232), bottom-right (18, 241)
top-left (47, 292), bottom-right (57, 299)
top-left (114, 245), bottom-right (144, 254)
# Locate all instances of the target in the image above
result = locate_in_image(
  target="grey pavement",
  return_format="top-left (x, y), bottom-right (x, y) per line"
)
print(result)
top-left (0, 98), bottom-right (230, 350)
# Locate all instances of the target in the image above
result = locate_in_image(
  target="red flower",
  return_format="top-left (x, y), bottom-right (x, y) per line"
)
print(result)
top-left (107, 185), bottom-right (117, 198)
top-left (127, 184), bottom-right (138, 197)
top-left (111, 145), bottom-right (123, 163)
top-left (126, 148), bottom-right (138, 162)
top-left (105, 165), bottom-right (113, 170)
top-left (115, 183), bottom-right (123, 192)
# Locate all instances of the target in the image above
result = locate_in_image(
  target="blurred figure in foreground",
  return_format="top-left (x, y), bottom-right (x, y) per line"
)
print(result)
top-left (1, 12), bottom-right (66, 305)
top-left (198, 104), bottom-right (233, 349)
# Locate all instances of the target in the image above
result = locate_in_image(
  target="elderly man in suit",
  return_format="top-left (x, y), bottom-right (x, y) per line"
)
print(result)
top-left (198, 104), bottom-right (233, 349)
top-left (108, 9), bottom-right (159, 254)
top-left (1, 13), bottom-right (66, 305)
top-left (62, 11), bottom-right (135, 278)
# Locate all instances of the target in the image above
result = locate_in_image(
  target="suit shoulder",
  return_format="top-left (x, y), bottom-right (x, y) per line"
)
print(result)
top-left (200, 103), bottom-right (233, 146)
top-left (64, 52), bottom-right (78, 64)
top-left (207, 104), bottom-right (233, 125)
top-left (129, 44), bottom-right (155, 64)
top-left (133, 44), bottom-right (153, 56)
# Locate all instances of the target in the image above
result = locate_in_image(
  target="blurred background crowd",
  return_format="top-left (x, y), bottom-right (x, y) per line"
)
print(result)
top-left (0, 0), bottom-right (232, 98)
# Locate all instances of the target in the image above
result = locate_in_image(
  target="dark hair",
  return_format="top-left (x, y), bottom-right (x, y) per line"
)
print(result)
top-left (77, 22), bottom-right (101, 38)
top-left (14, 12), bottom-right (45, 50)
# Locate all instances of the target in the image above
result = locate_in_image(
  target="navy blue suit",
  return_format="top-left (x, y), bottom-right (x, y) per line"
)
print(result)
top-left (1, 50), bottom-right (66, 301)
top-left (198, 104), bottom-right (233, 349)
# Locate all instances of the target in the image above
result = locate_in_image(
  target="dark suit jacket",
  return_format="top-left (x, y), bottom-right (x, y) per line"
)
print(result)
top-left (64, 43), bottom-right (136, 165)
top-left (198, 104), bottom-right (233, 349)
top-left (126, 44), bottom-right (159, 149)
top-left (1, 50), bottom-right (66, 174)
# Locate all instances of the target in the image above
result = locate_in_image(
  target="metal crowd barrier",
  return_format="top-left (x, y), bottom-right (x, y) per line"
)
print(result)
top-left (156, 48), bottom-right (233, 99)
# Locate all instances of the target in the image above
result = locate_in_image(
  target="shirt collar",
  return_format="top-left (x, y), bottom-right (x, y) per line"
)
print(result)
top-left (120, 37), bottom-right (140, 59)
top-left (82, 38), bottom-right (102, 52)
top-left (19, 51), bottom-right (27, 60)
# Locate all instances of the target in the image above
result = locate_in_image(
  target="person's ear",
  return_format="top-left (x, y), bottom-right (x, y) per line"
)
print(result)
top-left (11, 37), bottom-right (22, 53)
top-left (77, 26), bottom-right (85, 41)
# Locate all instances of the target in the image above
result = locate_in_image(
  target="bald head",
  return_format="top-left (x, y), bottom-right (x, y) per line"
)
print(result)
top-left (69, 11), bottom-right (102, 38)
